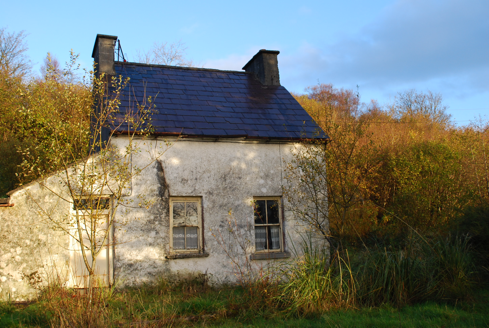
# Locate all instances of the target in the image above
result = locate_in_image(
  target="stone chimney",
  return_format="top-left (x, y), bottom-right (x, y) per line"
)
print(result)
top-left (91, 34), bottom-right (117, 76)
top-left (91, 34), bottom-right (117, 151)
top-left (242, 49), bottom-right (280, 86)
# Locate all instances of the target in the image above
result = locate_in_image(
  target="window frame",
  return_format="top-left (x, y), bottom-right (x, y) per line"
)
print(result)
top-left (253, 196), bottom-right (284, 254)
top-left (169, 197), bottom-right (203, 254)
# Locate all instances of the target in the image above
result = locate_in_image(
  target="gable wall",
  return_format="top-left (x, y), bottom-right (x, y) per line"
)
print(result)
top-left (0, 174), bottom-right (72, 301)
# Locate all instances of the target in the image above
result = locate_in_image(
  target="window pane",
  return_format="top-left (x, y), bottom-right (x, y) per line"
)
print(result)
top-left (74, 198), bottom-right (111, 211)
top-left (173, 202), bottom-right (186, 226)
top-left (267, 200), bottom-right (279, 224)
top-left (255, 226), bottom-right (267, 251)
top-left (186, 202), bottom-right (199, 226)
top-left (254, 200), bottom-right (266, 224)
top-left (269, 226), bottom-right (281, 250)
top-left (173, 227), bottom-right (185, 250)
top-left (98, 198), bottom-right (111, 210)
top-left (74, 199), bottom-right (89, 210)
top-left (186, 227), bottom-right (198, 249)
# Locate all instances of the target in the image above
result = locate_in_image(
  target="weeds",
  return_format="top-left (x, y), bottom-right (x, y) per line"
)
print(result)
top-left (278, 239), bottom-right (356, 314)
top-left (277, 234), bottom-right (477, 316)
top-left (0, 234), bottom-right (481, 326)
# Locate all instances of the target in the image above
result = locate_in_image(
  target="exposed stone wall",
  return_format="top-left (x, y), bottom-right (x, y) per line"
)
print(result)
top-left (0, 176), bottom-right (72, 301)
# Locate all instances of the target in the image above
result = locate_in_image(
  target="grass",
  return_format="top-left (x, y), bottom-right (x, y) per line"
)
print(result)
top-left (206, 289), bottom-right (489, 327)
top-left (0, 235), bottom-right (486, 327)
top-left (276, 233), bottom-right (478, 314)
top-left (1, 288), bottom-right (488, 327)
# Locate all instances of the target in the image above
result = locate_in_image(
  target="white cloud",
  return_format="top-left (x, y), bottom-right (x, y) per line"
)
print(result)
top-left (279, 0), bottom-right (489, 100)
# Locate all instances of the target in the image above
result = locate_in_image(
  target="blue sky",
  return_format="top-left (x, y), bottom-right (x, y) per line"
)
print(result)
top-left (2, 0), bottom-right (487, 126)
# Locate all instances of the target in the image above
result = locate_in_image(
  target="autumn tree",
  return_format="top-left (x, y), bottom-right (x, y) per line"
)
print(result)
top-left (287, 85), bottom-right (483, 246)
top-left (286, 84), bottom-right (380, 247)
top-left (39, 53), bottom-right (62, 81)
top-left (466, 118), bottom-right (489, 201)
top-left (0, 27), bottom-right (31, 195)
top-left (365, 90), bottom-right (472, 235)
top-left (0, 47), bottom-right (91, 197)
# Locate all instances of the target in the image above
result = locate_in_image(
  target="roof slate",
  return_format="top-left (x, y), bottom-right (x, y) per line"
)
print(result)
top-left (113, 63), bottom-right (326, 140)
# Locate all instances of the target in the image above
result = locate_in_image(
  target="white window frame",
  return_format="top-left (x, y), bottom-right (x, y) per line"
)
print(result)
top-left (253, 196), bottom-right (283, 253)
top-left (169, 197), bottom-right (203, 253)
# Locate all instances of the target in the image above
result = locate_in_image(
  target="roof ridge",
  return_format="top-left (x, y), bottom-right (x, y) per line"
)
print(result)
top-left (115, 61), bottom-right (253, 75)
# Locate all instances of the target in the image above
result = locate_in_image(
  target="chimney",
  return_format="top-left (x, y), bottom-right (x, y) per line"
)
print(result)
top-left (242, 49), bottom-right (280, 86)
top-left (91, 34), bottom-right (117, 76)
top-left (91, 34), bottom-right (117, 152)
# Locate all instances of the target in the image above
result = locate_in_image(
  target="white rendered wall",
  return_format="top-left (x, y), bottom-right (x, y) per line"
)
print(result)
top-left (111, 137), bottom-right (312, 285)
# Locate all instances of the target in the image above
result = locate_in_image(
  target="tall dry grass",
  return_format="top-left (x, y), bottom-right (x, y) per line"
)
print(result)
top-left (278, 234), bottom-right (476, 315)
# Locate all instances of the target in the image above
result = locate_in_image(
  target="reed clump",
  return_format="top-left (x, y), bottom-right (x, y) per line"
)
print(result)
top-left (278, 234), bottom-right (476, 315)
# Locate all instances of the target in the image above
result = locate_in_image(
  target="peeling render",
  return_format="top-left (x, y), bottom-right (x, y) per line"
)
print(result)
top-left (111, 137), bottom-right (315, 286)
top-left (0, 175), bottom-right (72, 301)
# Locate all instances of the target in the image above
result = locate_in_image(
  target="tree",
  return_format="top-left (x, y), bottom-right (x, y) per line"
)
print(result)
top-left (387, 140), bottom-right (466, 231)
top-left (39, 53), bottom-right (62, 81)
top-left (0, 27), bottom-right (30, 79)
top-left (17, 56), bottom-right (169, 294)
top-left (13, 52), bottom-right (91, 185)
top-left (390, 89), bottom-right (451, 126)
top-left (286, 84), bottom-right (380, 248)
top-left (136, 40), bottom-right (194, 66)
top-left (468, 118), bottom-right (489, 201)
top-left (0, 28), bottom-right (31, 196)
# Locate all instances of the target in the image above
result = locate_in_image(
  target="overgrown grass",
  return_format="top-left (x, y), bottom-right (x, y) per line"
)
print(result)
top-left (215, 291), bottom-right (489, 328)
top-left (1, 286), bottom-right (488, 327)
top-left (0, 235), bottom-right (485, 327)
top-left (278, 234), bottom-right (477, 314)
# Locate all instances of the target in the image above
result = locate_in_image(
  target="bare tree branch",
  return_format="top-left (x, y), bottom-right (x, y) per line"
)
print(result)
top-left (0, 27), bottom-right (30, 78)
top-left (136, 40), bottom-right (194, 67)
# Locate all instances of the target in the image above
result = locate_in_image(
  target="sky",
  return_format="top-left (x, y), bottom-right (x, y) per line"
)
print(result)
top-left (2, 0), bottom-right (488, 126)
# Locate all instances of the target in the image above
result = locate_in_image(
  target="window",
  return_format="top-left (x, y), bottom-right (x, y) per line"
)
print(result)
top-left (170, 197), bottom-right (202, 253)
top-left (253, 197), bottom-right (283, 252)
top-left (73, 197), bottom-right (111, 211)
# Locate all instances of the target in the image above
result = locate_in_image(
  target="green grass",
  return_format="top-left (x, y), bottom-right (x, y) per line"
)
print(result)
top-left (211, 292), bottom-right (489, 327)
top-left (1, 286), bottom-right (488, 327)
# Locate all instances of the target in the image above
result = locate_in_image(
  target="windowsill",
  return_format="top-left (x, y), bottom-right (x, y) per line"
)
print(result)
top-left (166, 252), bottom-right (209, 259)
top-left (250, 251), bottom-right (291, 261)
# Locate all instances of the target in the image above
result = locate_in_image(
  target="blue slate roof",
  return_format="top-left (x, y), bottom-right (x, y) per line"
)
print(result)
top-left (113, 62), bottom-right (326, 140)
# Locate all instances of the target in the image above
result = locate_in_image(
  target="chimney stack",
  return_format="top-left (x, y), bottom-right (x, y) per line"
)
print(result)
top-left (242, 49), bottom-right (280, 86)
top-left (91, 34), bottom-right (117, 76)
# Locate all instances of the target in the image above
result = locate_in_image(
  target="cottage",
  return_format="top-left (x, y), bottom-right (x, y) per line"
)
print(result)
top-left (0, 34), bottom-right (327, 301)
